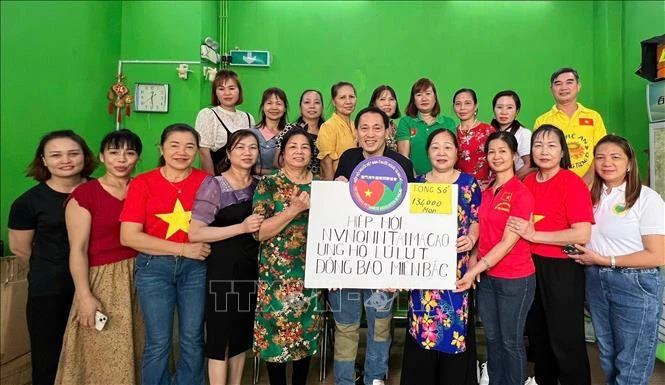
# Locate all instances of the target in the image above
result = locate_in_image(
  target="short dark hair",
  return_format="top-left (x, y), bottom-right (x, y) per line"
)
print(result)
top-left (530, 124), bottom-right (571, 169)
top-left (550, 67), bottom-right (579, 84)
top-left (257, 87), bottom-right (289, 131)
top-left (158, 123), bottom-right (200, 166)
top-left (485, 131), bottom-right (519, 182)
top-left (490, 90), bottom-right (524, 134)
top-left (354, 106), bottom-right (389, 129)
top-left (296, 89), bottom-right (325, 127)
top-left (26, 129), bottom-right (97, 182)
top-left (277, 127), bottom-right (315, 166)
top-left (368, 85), bottom-right (401, 119)
top-left (405, 78), bottom-right (440, 118)
top-left (211, 70), bottom-right (244, 106)
top-left (218, 129), bottom-right (260, 175)
top-left (100, 129), bottom-right (143, 155)
top-left (426, 128), bottom-right (458, 151)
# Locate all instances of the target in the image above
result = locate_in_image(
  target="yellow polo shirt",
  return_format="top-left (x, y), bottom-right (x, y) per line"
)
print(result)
top-left (534, 103), bottom-right (607, 177)
top-left (316, 112), bottom-right (357, 172)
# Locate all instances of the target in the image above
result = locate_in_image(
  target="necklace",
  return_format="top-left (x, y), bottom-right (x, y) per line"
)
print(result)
top-left (162, 168), bottom-right (191, 194)
top-left (458, 119), bottom-right (478, 135)
top-left (164, 178), bottom-right (185, 194)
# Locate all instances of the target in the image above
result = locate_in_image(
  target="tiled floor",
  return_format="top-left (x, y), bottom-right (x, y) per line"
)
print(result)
top-left (244, 326), bottom-right (665, 385)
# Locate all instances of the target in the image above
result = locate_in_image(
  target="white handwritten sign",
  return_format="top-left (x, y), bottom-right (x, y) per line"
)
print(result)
top-left (305, 181), bottom-right (458, 290)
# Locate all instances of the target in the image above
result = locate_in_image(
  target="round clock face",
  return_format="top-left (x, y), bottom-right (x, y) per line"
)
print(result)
top-left (136, 84), bottom-right (169, 112)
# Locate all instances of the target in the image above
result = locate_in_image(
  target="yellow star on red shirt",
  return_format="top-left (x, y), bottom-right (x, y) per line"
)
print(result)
top-left (155, 198), bottom-right (191, 239)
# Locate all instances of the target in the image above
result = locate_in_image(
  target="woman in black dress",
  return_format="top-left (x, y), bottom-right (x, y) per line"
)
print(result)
top-left (189, 129), bottom-right (264, 385)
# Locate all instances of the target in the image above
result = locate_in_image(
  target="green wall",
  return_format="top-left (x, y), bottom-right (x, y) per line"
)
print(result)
top-left (620, 1), bottom-right (665, 179)
top-left (228, 1), bottom-right (598, 127)
top-left (1, 0), bottom-right (664, 254)
top-left (1, 1), bottom-right (122, 254)
top-left (119, 0), bottom-right (218, 171)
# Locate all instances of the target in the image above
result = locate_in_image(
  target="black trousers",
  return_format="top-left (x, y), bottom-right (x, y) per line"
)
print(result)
top-left (400, 289), bottom-right (478, 385)
top-left (265, 356), bottom-right (311, 385)
top-left (526, 255), bottom-right (590, 385)
top-left (26, 292), bottom-right (73, 385)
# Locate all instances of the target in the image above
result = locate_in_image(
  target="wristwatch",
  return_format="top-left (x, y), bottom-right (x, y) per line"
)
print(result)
top-left (610, 255), bottom-right (616, 268)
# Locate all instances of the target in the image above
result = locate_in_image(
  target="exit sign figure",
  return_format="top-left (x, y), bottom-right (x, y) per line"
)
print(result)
top-left (229, 50), bottom-right (271, 67)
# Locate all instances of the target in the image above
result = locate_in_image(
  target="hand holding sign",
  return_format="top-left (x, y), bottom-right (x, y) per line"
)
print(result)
top-left (456, 234), bottom-right (476, 253)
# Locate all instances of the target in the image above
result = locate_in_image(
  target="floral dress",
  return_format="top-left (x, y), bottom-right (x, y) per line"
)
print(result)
top-left (455, 122), bottom-right (495, 188)
top-left (252, 170), bottom-right (322, 362)
top-left (408, 173), bottom-right (481, 353)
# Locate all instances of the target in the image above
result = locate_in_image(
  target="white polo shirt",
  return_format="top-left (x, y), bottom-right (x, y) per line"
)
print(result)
top-left (587, 182), bottom-right (665, 257)
top-left (513, 126), bottom-right (532, 170)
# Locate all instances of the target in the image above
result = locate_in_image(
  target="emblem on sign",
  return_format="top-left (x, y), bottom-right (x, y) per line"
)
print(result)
top-left (349, 156), bottom-right (407, 215)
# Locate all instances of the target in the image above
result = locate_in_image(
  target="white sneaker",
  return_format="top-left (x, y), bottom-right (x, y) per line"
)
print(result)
top-left (524, 377), bottom-right (538, 385)
top-left (371, 380), bottom-right (385, 385)
top-left (479, 362), bottom-right (489, 385)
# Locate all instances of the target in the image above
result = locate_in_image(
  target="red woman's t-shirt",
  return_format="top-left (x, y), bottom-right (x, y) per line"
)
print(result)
top-left (478, 176), bottom-right (535, 278)
top-left (120, 168), bottom-right (208, 243)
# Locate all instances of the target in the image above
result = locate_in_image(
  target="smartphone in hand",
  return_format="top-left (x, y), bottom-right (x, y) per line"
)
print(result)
top-left (95, 311), bottom-right (108, 331)
top-left (562, 244), bottom-right (583, 255)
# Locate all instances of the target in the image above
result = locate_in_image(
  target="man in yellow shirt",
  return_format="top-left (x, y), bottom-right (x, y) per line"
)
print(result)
top-left (534, 68), bottom-right (606, 185)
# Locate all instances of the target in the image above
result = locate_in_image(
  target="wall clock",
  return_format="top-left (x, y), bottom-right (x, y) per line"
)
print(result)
top-left (135, 83), bottom-right (169, 112)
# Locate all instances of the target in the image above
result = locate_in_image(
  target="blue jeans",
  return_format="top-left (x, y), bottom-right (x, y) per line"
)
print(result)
top-left (477, 274), bottom-right (535, 385)
top-left (328, 289), bottom-right (395, 385)
top-left (135, 254), bottom-right (206, 385)
top-left (585, 266), bottom-right (664, 385)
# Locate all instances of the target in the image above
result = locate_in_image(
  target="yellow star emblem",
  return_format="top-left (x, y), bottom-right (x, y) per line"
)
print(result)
top-left (533, 214), bottom-right (545, 223)
top-left (155, 198), bottom-right (192, 239)
top-left (364, 189), bottom-right (373, 197)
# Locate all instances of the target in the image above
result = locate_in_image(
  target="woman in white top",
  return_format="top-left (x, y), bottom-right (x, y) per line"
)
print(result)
top-left (195, 70), bottom-right (255, 175)
top-left (570, 135), bottom-right (665, 385)
top-left (490, 90), bottom-right (533, 179)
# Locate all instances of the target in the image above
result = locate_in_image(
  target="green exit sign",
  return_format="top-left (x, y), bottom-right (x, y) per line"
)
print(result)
top-left (229, 50), bottom-right (271, 67)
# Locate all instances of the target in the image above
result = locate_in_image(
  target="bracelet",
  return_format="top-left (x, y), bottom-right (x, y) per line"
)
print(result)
top-left (610, 255), bottom-right (616, 268)
top-left (481, 259), bottom-right (491, 271)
